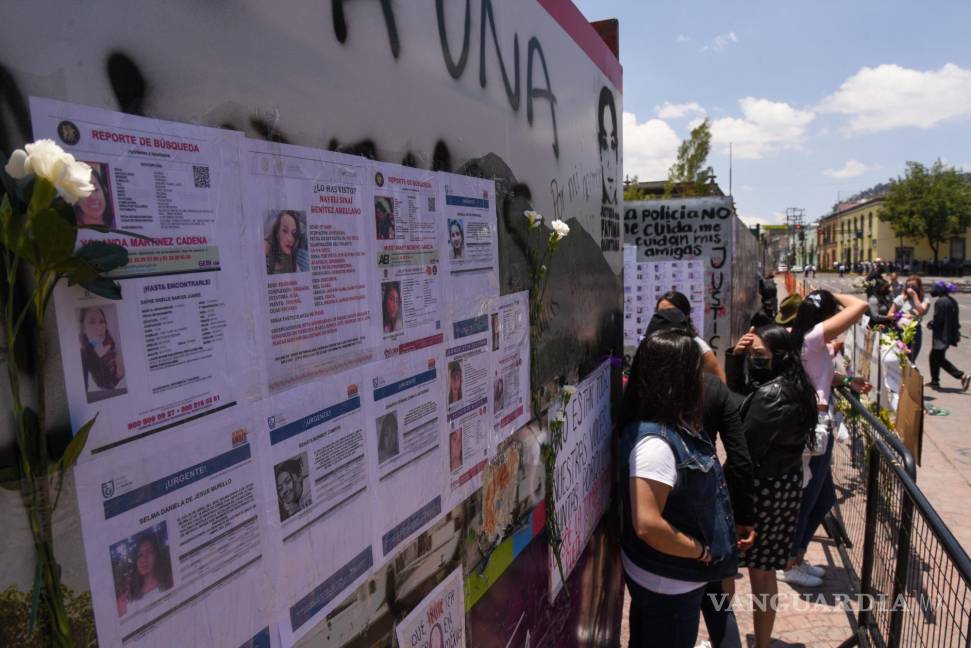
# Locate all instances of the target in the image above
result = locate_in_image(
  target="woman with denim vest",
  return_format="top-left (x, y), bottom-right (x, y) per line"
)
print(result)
top-left (619, 330), bottom-right (738, 647)
top-left (730, 324), bottom-right (818, 648)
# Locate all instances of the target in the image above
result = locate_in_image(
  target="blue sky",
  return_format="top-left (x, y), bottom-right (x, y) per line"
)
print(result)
top-left (574, 0), bottom-right (971, 225)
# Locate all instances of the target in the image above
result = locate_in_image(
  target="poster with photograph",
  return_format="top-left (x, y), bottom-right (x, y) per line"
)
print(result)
top-left (242, 141), bottom-right (373, 393)
top-left (548, 360), bottom-right (612, 602)
top-left (491, 292), bottom-right (531, 447)
top-left (623, 256), bottom-right (706, 350)
top-left (33, 97), bottom-right (250, 460)
top-left (394, 568), bottom-right (465, 648)
top-left (444, 312), bottom-right (493, 510)
top-left (367, 162), bottom-right (445, 360)
top-left (441, 173), bottom-right (499, 320)
top-left (364, 350), bottom-right (446, 565)
top-left (73, 414), bottom-right (270, 647)
top-left (255, 374), bottom-right (373, 646)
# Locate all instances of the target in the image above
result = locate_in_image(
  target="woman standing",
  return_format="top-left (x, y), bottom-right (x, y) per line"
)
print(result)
top-left (888, 276), bottom-right (930, 363)
top-left (927, 281), bottom-right (970, 391)
top-left (784, 290), bottom-right (868, 586)
top-left (730, 325), bottom-right (818, 648)
top-left (620, 330), bottom-right (737, 648)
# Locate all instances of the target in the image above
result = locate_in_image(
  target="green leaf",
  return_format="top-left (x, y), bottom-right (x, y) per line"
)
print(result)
top-left (79, 277), bottom-right (123, 300)
top-left (28, 177), bottom-right (56, 219)
top-left (55, 256), bottom-right (101, 285)
top-left (0, 211), bottom-right (37, 264)
top-left (56, 414), bottom-right (97, 473)
top-left (34, 208), bottom-right (77, 268)
top-left (76, 241), bottom-right (129, 273)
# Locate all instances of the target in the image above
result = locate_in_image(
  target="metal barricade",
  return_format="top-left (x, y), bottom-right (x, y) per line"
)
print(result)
top-left (830, 388), bottom-right (971, 648)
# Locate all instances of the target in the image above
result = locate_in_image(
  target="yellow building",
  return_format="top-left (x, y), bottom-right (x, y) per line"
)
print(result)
top-left (818, 197), bottom-right (970, 270)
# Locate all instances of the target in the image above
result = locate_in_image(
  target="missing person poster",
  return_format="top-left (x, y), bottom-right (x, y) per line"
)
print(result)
top-left (491, 292), bottom-right (531, 447)
top-left (548, 360), bottom-right (612, 602)
top-left (368, 162), bottom-right (445, 360)
top-left (364, 350), bottom-right (446, 565)
top-left (444, 313), bottom-right (493, 510)
top-left (255, 374), bottom-right (373, 646)
top-left (441, 173), bottom-right (499, 319)
top-left (623, 254), bottom-right (706, 347)
top-left (73, 415), bottom-right (269, 647)
top-left (242, 141), bottom-right (373, 393)
top-left (33, 97), bottom-right (248, 459)
top-left (394, 568), bottom-right (465, 648)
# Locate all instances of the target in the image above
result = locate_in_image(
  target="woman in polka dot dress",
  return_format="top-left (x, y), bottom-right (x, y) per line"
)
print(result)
top-left (729, 324), bottom-right (818, 648)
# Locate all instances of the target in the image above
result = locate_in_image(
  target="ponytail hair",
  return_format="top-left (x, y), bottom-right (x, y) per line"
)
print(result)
top-left (755, 324), bottom-right (819, 445)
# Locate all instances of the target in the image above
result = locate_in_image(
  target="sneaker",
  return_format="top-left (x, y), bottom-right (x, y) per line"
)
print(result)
top-left (962, 375), bottom-right (970, 392)
top-left (777, 568), bottom-right (823, 587)
top-left (927, 381), bottom-right (941, 390)
top-left (796, 562), bottom-right (826, 578)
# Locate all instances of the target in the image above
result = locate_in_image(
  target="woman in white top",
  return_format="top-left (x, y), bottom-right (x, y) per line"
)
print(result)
top-left (887, 275), bottom-right (930, 363)
top-left (656, 291), bottom-right (727, 383)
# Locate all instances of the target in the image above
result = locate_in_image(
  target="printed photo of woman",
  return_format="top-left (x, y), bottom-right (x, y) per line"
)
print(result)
top-left (74, 162), bottom-right (115, 228)
top-left (112, 524), bottom-right (174, 617)
top-left (382, 281), bottom-right (403, 333)
top-left (448, 360), bottom-right (463, 405)
top-left (79, 305), bottom-right (126, 403)
top-left (274, 455), bottom-right (312, 522)
top-left (448, 219), bottom-right (464, 259)
top-left (264, 210), bottom-right (309, 275)
top-left (375, 196), bottom-right (395, 240)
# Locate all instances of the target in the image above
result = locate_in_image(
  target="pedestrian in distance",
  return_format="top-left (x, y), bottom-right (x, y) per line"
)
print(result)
top-left (888, 275), bottom-right (930, 363)
top-left (927, 281), bottom-right (970, 391)
top-left (619, 330), bottom-right (738, 648)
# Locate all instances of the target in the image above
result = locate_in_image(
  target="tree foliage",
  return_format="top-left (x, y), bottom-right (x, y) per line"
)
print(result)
top-left (880, 160), bottom-right (971, 262)
top-left (665, 119), bottom-right (714, 198)
top-left (623, 174), bottom-right (648, 201)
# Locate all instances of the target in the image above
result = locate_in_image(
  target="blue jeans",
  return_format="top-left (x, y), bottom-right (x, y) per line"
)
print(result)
top-left (626, 577), bottom-right (705, 648)
top-left (791, 433), bottom-right (837, 556)
top-left (908, 325), bottom-right (923, 364)
top-left (701, 580), bottom-right (742, 648)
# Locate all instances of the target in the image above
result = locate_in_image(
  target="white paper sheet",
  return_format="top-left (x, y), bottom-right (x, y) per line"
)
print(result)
top-left (33, 97), bottom-right (251, 460)
top-left (394, 568), bottom-right (465, 648)
top-left (254, 373), bottom-right (373, 647)
top-left (440, 173), bottom-right (499, 320)
top-left (367, 162), bottom-right (445, 360)
top-left (491, 291), bottom-right (531, 447)
top-left (241, 141), bottom-right (373, 393)
top-left (364, 349), bottom-right (447, 565)
top-left (73, 414), bottom-right (271, 648)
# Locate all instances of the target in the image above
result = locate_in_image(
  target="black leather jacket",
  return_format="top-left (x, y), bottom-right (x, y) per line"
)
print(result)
top-left (727, 351), bottom-right (812, 479)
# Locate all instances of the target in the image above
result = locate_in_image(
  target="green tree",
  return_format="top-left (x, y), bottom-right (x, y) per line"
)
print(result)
top-left (881, 160), bottom-right (971, 263)
top-left (623, 174), bottom-right (647, 201)
top-left (664, 118), bottom-right (714, 198)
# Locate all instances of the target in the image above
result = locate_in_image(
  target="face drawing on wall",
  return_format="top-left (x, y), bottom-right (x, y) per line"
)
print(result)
top-left (598, 86), bottom-right (618, 206)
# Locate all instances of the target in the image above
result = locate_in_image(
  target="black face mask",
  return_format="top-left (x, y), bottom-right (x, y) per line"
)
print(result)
top-left (746, 355), bottom-right (775, 383)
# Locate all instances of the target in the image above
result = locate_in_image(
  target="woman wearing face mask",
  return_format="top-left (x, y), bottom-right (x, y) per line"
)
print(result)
top-left (79, 307), bottom-right (125, 397)
top-left (655, 291), bottom-right (727, 383)
top-left (730, 325), bottom-right (818, 648)
top-left (887, 275), bottom-right (929, 363)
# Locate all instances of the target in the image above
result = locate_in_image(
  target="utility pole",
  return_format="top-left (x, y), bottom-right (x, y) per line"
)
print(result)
top-left (785, 207), bottom-right (805, 266)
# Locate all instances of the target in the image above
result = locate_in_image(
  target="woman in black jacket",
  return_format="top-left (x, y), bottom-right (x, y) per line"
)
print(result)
top-left (730, 324), bottom-right (818, 648)
top-left (928, 280), bottom-right (970, 390)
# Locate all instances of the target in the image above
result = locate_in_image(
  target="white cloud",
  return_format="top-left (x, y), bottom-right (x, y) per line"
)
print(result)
top-left (822, 160), bottom-right (878, 179)
top-left (739, 211), bottom-right (786, 227)
top-left (621, 111), bottom-right (680, 181)
top-left (709, 97), bottom-right (816, 159)
top-left (676, 34), bottom-right (690, 43)
top-left (701, 31), bottom-right (738, 53)
top-left (818, 63), bottom-right (971, 135)
top-left (655, 101), bottom-right (706, 120)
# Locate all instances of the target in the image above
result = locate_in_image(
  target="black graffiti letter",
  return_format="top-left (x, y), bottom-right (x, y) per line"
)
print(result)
top-left (436, 0), bottom-right (471, 79)
top-left (711, 245), bottom-right (728, 269)
top-left (332, 0), bottom-right (400, 59)
top-left (480, 0), bottom-right (521, 110)
top-left (526, 37), bottom-right (559, 158)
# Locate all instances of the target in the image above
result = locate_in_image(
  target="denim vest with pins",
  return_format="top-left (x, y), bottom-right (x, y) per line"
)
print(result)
top-left (620, 420), bottom-right (738, 582)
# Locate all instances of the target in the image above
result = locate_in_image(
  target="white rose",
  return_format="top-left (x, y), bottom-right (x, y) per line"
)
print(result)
top-left (23, 139), bottom-right (71, 182)
top-left (561, 386), bottom-right (577, 398)
top-left (551, 411), bottom-right (566, 424)
top-left (524, 210), bottom-right (542, 227)
top-left (551, 219), bottom-right (570, 239)
top-left (53, 158), bottom-right (94, 204)
top-left (4, 149), bottom-right (28, 179)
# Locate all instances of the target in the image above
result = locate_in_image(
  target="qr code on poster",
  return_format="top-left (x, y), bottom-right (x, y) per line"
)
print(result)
top-left (192, 165), bottom-right (211, 188)
top-left (427, 196), bottom-right (436, 212)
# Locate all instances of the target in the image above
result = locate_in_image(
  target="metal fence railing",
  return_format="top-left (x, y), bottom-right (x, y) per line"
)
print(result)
top-left (829, 388), bottom-right (971, 648)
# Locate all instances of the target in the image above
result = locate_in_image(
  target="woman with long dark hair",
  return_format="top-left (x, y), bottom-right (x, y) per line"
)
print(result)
top-left (887, 275), bottom-right (930, 362)
top-left (655, 291), bottom-right (727, 383)
top-left (264, 210), bottom-right (302, 275)
top-left (117, 528), bottom-right (173, 615)
top-left (620, 330), bottom-right (737, 647)
top-left (784, 290), bottom-right (868, 586)
top-left (731, 324), bottom-right (818, 648)
top-left (79, 307), bottom-right (125, 394)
